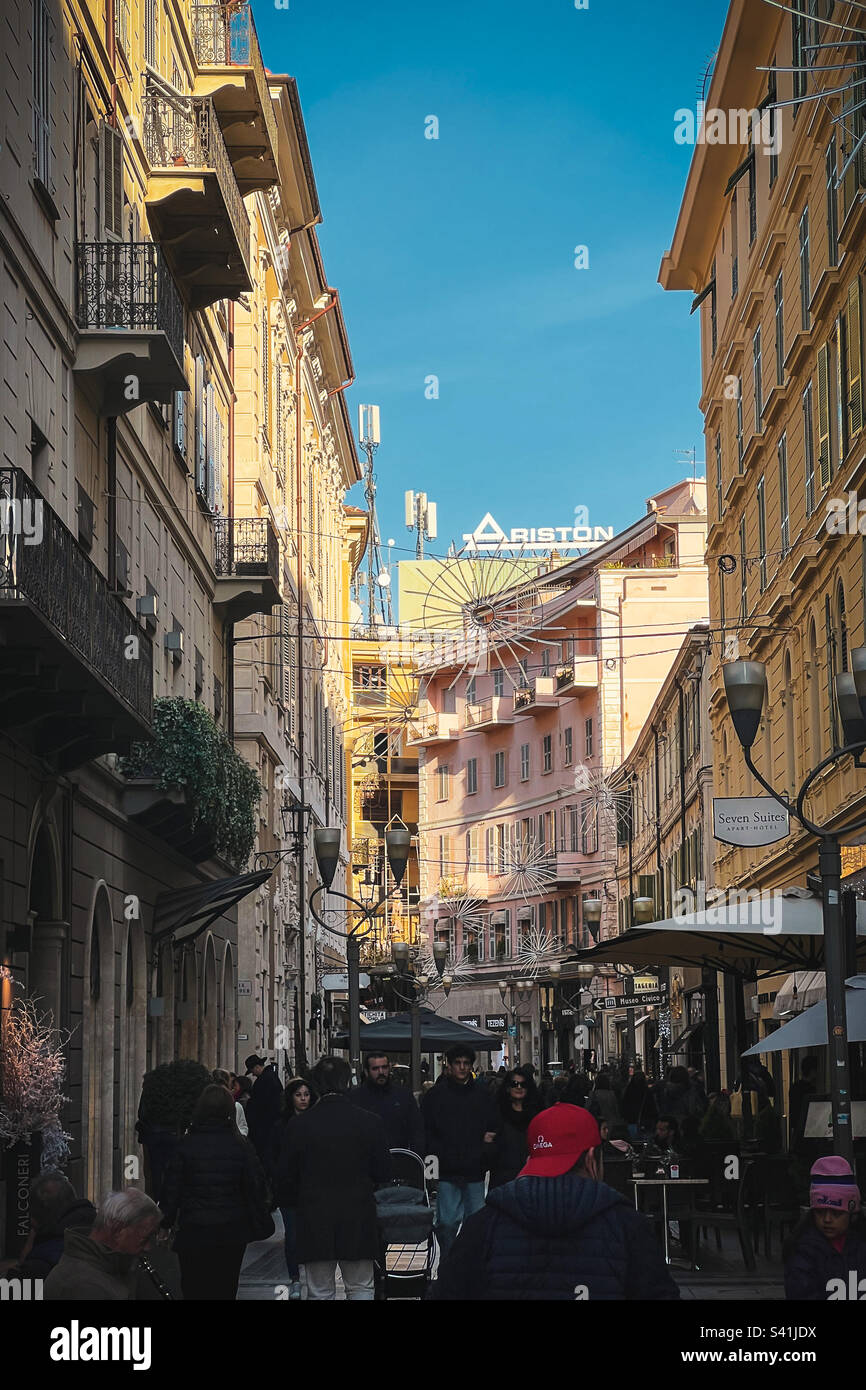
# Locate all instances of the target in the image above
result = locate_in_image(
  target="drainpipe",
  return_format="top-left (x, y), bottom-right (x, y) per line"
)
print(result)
top-left (226, 302), bottom-right (235, 737)
top-left (653, 724), bottom-right (667, 1078)
top-left (293, 288), bottom-right (339, 1071)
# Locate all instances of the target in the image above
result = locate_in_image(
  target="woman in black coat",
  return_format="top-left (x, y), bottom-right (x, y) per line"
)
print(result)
top-left (485, 1070), bottom-right (543, 1188)
top-left (272, 1077), bottom-right (318, 1298)
top-left (159, 1084), bottom-right (273, 1301)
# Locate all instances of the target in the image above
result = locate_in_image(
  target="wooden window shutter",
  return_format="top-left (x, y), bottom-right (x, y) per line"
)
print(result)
top-left (100, 121), bottom-right (123, 240)
top-left (195, 356), bottom-right (206, 493)
top-left (848, 278), bottom-right (863, 435)
top-left (817, 342), bottom-right (831, 488)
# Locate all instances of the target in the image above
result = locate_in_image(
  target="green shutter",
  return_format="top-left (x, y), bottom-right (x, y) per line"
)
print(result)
top-left (848, 279), bottom-right (863, 435)
top-left (817, 342), bottom-right (831, 487)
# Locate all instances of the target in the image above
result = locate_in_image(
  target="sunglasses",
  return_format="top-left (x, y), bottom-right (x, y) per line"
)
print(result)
top-left (510, 1080), bottom-right (527, 1089)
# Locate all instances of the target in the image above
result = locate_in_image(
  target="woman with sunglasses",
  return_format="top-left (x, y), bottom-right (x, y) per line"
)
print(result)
top-left (484, 1070), bottom-right (544, 1189)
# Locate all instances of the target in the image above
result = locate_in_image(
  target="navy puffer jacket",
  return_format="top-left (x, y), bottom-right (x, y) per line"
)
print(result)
top-left (784, 1217), bottom-right (866, 1300)
top-left (434, 1174), bottom-right (679, 1300)
top-left (159, 1120), bottom-right (270, 1251)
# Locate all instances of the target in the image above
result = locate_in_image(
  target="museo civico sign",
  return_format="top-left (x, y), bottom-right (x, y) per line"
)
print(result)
top-left (462, 512), bottom-right (614, 554)
top-left (712, 796), bottom-right (790, 847)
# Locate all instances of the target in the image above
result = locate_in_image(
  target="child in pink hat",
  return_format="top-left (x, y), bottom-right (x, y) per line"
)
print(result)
top-left (784, 1157), bottom-right (866, 1300)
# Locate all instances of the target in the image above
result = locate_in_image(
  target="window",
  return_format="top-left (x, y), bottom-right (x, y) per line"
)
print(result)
top-left (261, 308), bottom-right (270, 443)
top-left (564, 727), bottom-right (573, 766)
top-left (33, 0), bottom-right (51, 186)
top-left (439, 835), bottom-right (452, 877)
top-left (520, 742), bottom-right (530, 781)
top-left (353, 664), bottom-right (387, 701)
top-left (757, 475), bottom-right (767, 591)
top-left (494, 750), bottom-right (507, 789)
top-left (827, 136), bottom-right (839, 269)
top-left (465, 676), bottom-right (476, 704)
top-left (817, 341), bottom-right (831, 488)
top-left (77, 484), bottom-right (95, 551)
top-left (753, 326), bottom-right (763, 431)
top-left (493, 668), bottom-right (504, 698)
top-left (100, 121), bottom-right (123, 240)
top-left (736, 379), bottom-right (744, 468)
top-left (739, 514), bottom-right (748, 619)
top-left (804, 381), bottom-right (816, 516)
top-left (778, 433), bottom-right (790, 556)
top-left (847, 277), bottom-right (863, 436)
top-left (466, 758), bottom-right (477, 796)
top-left (710, 258), bottom-right (717, 356)
top-left (799, 206), bottom-right (811, 331)
top-left (580, 801), bottom-right (598, 854)
top-left (792, 9), bottom-right (806, 104)
top-left (731, 192), bottom-right (739, 299)
top-left (437, 765), bottom-right (450, 802)
top-left (585, 717), bottom-right (593, 758)
top-left (485, 827), bottom-right (495, 874)
top-left (496, 823), bottom-right (507, 872)
top-left (569, 805), bottom-right (580, 853)
top-left (774, 273), bottom-right (784, 386)
top-left (835, 311), bottom-right (848, 467)
top-left (715, 431), bottom-right (723, 520)
top-left (174, 389), bottom-right (187, 462)
top-left (194, 354), bottom-right (206, 496)
top-left (542, 734), bottom-right (552, 774)
top-left (748, 134), bottom-right (757, 244)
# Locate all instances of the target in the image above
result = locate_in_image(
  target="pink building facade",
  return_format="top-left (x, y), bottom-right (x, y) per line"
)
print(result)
top-left (412, 480), bottom-right (710, 1071)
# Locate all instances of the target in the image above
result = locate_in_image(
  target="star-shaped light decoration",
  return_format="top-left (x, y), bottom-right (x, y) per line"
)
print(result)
top-left (514, 925), bottom-right (561, 979)
top-left (501, 835), bottom-right (557, 903)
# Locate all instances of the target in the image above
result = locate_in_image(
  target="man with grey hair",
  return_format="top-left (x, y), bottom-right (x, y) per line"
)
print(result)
top-left (44, 1188), bottom-right (162, 1300)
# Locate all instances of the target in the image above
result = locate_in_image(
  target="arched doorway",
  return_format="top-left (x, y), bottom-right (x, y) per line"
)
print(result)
top-left (119, 921), bottom-right (146, 1188)
top-left (201, 935), bottom-right (218, 1066)
top-left (27, 818), bottom-right (65, 1028)
top-left (221, 944), bottom-right (235, 1070)
top-left (83, 884), bottom-right (115, 1202)
top-left (177, 944), bottom-right (199, 1059)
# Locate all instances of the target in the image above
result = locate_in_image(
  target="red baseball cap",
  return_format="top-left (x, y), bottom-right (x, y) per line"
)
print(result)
top-left (518, 1104), bottom-right (601, 1178)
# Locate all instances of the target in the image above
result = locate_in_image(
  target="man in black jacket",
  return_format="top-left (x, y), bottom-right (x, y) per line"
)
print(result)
top-left (244, 1054), bottom-right (283, 1164)
top-left (352, 1052), bottom-right (425, 1154)
top-left (421, 1044), bottom-right (498, 1259)
top-left (434, 1103), bottom-right (679, 1301)
top-left (278, 1055), bottom-right (391, 1300)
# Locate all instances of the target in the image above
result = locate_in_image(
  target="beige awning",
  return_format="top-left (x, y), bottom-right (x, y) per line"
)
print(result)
top-left (773, 971), bottom-right (825, 1018)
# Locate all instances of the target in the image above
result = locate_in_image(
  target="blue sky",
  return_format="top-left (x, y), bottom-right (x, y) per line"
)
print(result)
top-left (256, 0), bottom-right (730, 565)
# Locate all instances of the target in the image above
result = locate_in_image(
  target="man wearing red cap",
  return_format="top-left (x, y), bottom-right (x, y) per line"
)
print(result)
top-left (433, 1104), bottom-right (678, 1300)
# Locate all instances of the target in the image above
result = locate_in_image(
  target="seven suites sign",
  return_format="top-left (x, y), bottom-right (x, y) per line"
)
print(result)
top-left (713, 796), bottom-right (790, 847)
top-left (462, 512), bottom-right (614, 554)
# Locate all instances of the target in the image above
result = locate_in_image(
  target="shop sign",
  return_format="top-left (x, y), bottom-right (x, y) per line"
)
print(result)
top-left (485, 1014), bottom-right (508, 1032)
top-left (713, 796), bottom-right (789, 847)
top-left (458, 1014), bottom-right (481, 1029)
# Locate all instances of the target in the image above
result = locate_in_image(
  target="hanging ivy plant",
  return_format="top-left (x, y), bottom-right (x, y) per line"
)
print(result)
top-left (119, 698), bottom-right (263, 871)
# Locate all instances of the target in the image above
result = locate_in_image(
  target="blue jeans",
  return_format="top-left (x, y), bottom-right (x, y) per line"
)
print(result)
top-left (435, 1180), bottom-right (486, 1261)
top-left (280, 1207), bottom-right (299, 1280)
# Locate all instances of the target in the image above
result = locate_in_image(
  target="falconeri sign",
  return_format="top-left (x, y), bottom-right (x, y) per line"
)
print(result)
top-left (462, 512), bottom-right (614, 554)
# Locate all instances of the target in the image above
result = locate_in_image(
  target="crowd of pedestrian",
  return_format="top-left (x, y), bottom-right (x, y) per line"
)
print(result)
top-left (5, 1044), bottom-right (864, 1303)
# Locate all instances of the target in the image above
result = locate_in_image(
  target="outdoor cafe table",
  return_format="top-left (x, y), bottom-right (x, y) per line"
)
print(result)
top-left (629, 1177), bottom-right (709, 1264)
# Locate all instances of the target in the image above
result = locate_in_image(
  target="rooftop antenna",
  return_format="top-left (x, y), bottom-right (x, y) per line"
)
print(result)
top-left (675, 446), bottom-right (698, 483)
top-left (405, 490), bottom-right (438, 559)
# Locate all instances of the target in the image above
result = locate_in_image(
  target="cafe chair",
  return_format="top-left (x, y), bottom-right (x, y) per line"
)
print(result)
top-left (697, 1156), bottom-right (758, 1271)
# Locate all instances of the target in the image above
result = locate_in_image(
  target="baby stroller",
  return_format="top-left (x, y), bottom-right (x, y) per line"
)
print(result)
top-left (374, 1149), bottom-right (436, 1300)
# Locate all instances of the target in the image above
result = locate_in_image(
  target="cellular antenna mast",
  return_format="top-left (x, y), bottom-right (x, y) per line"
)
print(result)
top-left (358, 404), bottom-right (386, 635)
top-left (405, 490), bottom-right (438, 559)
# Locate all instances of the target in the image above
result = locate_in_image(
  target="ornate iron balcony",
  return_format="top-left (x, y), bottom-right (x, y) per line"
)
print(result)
top-left (192, 3), bottom-right (279, 173)
top-left (213, 515), bottom-right (279, 584)
top-left (0, 468), bottom-right (153, 725)
top-left (143, 88), bottom-right (250, 275)
top-left (76, 241), bottom-right (184, 368)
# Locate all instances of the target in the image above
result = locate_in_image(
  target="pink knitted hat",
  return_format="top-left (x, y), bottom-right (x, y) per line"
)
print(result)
top-left (810, 1156), bottom-right (861, 1213)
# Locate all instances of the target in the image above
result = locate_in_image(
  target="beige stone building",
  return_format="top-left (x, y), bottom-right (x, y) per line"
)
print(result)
top-left (0, 0), bottom-right (357, 1239)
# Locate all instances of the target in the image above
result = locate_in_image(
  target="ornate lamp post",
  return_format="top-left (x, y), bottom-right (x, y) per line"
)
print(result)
top-left (388, 940), bottom-right (450, 1090)
top-left (723, 657), bottom-right (866, 1167)
top-left (496, 976), bottom-right (536, 1064)
top-left (308, 825), bottom-right (411, 1082)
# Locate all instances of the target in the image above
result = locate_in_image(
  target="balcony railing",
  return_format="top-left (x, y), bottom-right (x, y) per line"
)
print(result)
top-left (76, 241), bottom-right (184, 368)
top-left (213, 515), bottom-right (279, 584)
top-left (143, 88), bottom-right (250, 272)
top-left (513, 685), bottom-right (533, 711)
top-left (0, 468), bottom-right (152, 722)
top-left (464, 698), bottom-right (493, 728)
top-left (555, 664), bottom-right (574, 690)
top-left (192, 3), bottom-right (278, 163)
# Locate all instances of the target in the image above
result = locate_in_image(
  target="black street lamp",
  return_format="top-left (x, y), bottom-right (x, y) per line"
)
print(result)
top-left (308, 825), bottom-right (412, 1081)
top-left (723, 656), bottom-right (865, 1167)
top-left (497, 975), bottom-right (536, 1064)
top-left (387, 941), bottom-right (449, 1090)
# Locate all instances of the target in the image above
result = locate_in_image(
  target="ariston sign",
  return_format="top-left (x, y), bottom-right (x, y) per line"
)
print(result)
top-left (462, 512), bottom-right (614, 555)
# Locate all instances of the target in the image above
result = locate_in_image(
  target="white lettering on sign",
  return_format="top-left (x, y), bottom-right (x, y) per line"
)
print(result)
top-left (461, 512), bottom-right (614, 554)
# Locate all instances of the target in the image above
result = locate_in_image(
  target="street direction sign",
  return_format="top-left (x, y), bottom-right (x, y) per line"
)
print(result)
top-left (322, 972), bottom-right (369, 991)
top-left (597, 991), bottom-right (667, 1010)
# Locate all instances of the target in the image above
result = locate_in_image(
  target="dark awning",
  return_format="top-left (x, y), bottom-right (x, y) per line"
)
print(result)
top-left (331, 1007), bottom-right (502, 1053)
top-left (668, 1021), bottom-right (704, 1053)
top-left (153, 868), bottom-right (272, 945)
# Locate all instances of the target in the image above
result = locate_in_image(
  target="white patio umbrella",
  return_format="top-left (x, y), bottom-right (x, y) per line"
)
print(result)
top-left (743, 976), bottom-right (866, 1055)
